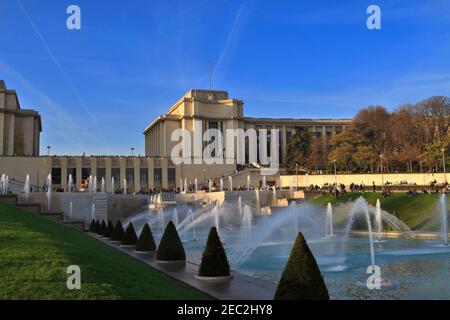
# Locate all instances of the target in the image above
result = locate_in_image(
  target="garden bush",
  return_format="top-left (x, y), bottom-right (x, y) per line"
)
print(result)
top-left (156, 221), bottom-right (185, 262)
top-left (274, 232), bottom-right (329, 300)
top-left (121, 222), bottom-right (138, 246)
top-left (198, 227), bottom-right (230, 277)
top-left (110, 220), bottom-right (124, 242)
top-left (136, 223), bottom-right (156, 252)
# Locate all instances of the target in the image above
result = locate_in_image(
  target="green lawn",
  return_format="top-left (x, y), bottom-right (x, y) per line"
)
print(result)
top-left (309, 192), bottom-right (444, 231)
top-left (0, 203), bottom-right (208, 300)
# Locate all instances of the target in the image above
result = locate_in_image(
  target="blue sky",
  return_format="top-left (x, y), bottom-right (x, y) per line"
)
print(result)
top-left (1, 0), bottom-right (449, 155)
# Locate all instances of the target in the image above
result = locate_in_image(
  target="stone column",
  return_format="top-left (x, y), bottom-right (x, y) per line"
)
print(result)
top-left (134, 157), bottom-right (140, 192)
top-left (119, 157), bottom-right (126, 190)
top-left (105, 157), bottom-right (112, 193)
top-left (148, 157), bottom-right (154, 190)
top-left (60, 157), bottom-right (68, 191)
top-left (75, 157), bottom-right (82, 191)
top-left (281, 125), bottom-right (287, 165)
top-left (161, 157), bottom-right (169, 189)
top-left (90, 157), bottom-right (97, 182)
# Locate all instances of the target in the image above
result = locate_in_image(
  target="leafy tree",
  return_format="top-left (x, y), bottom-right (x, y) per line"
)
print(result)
top-left (286, 128), bottom-right (312, 172)
top-left (198, 227), bottom-right (230, 277)
top-left (156, 221), bottom-right (186, 262)
top-left (136, 223), bottom-right (156, 252)
top-left (274, 232), bottom-right (329, 300)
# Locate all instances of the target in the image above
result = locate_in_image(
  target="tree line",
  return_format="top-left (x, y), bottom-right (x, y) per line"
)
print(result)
top-left (286, 96), bottom-right (450, 174)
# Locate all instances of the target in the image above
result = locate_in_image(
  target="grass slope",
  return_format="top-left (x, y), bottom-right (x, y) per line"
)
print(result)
top-left (0, 203), bottom-right (207, 300)
top-left (309, 192), bottom-right (442, 231)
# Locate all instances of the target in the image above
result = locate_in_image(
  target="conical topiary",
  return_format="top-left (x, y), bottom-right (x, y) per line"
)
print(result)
top-left (105, 220), bottom-right (114, 238)
top-left (198, 227), bottom-right (230, 277)
top-left (156, 221), bottom-right (186, 262)
top-left (274, 232), bottom-right (329, 300)
top-left (121, 222), bottom-right (138, 246)
top-left (88, 219), bottom-right (96, 232)
top-left (136, 223), bottom-right (156, 252)
top-left (95, 220), bottom-right (101, 233)
top-left (110, 220), bottom-right (124, 242)
top-left (99, 220), bottom-right (107, 236)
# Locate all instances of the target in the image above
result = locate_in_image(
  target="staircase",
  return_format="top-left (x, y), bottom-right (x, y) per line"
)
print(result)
top-left (0, 194), bottom-right (85, 231)
top-left (94, 193), bottom-right (108, 222)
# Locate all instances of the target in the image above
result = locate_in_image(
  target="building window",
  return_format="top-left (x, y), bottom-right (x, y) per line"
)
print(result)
top-left (51, 168), bottom-right (61, 186)
top-left (167, 168), bottom-right (176, 188)
top-left (111, 168), bottom-right (120, 193)
top-left (96, 168), bottom-right (106, 186)
top-left (140, 168), bottom-right (148, 192)
top-left (154, 168), bottom-right (162, 190)
top-left (126, 168), bottom-right (134, 192)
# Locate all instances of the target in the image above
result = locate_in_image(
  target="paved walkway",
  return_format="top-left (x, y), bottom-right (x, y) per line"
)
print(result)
top-left (89, 233), bottom-right (276, 300)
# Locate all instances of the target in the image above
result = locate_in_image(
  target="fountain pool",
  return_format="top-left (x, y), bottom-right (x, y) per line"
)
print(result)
top-left (124, 196), bottom-right (450, 300)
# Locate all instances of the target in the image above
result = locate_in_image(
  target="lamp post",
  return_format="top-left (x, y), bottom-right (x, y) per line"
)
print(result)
top-left (333, 159), bottom-right (337, 187)
top-left (47, 146), bottom-right (51, 156)
top-left (442, 148), bottom-right (447, 183)
top-left (380, 154), bottom-right (384, 192)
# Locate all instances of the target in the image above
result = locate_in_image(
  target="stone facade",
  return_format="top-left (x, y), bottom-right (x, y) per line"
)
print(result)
top-left (0, 81), bottom-right (41, 156)
top-left (143, 89), bottom-right (352, 182)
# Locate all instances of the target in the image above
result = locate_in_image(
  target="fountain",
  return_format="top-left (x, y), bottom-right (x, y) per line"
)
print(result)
top-left (255, 189), bottom-right (261, 215)
top-left (24, 174), bottom-right (30, 203)
top-left (220, 178), bottom-right (224, 192)
top-left (208, 179), bottom-right (212, 192)
top-left (1, 174), bottom-right (9, 195)
top-left (123, 179), bottom-right (127, 195)
top-left (93, 176), bottom-right (97, 193)
top-left (375, 199), bottom-right (383, 241)
top-left (188, 208), bottom-right (196, 240)
top-left (228, 176), bottom-right (233, 191)
top-left (238, 196), bottom-right (243, 218)
top-left (111, 177), bottom-right (115, 194)
top-left (345, 197), bottom-right (376, 268)
top-left (159, 208), bottom-right (165, 234)
top-left (212, 205), bottom-right (220, 235)
top-left (67, 174), bottom-right (73, 192)
top-left (247, 175), bottom-right (250, 191)
top-left (272, 186), bottom-right (277, 206)
top-left (180, 178), bottom-right (183, 192)
top-left (439, 193), bottom-right (448, 246)
top-left (101, 177), bottom-right (105, 193)
top-left (184, 178), bottom-right (188, 192)
top-left (242, 205), bottom-right (253, 241)
top-left (194, 178), bottom-right (198, 192)
top-left (69, 201), bottom-right (73, 220)
top-left (173, 208), bottom-right (179, 228)
top-left (88, 175), bottom-right (93, 192)
top-left (91, 202), bottom-right (96, 220)
top-left (46, 174), bottom-right (52, 212)
top-left (326, 202), bottom-right (334, 237)
top-left (262, 176), bottom-right (267, 190)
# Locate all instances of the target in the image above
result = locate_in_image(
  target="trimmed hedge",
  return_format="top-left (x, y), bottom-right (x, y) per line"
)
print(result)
top-left (156, 221), bottom-right (186, 262)
top-left (105, 220), bottom-right (114, 238)
top-left (95, 220), bottom-right (101, 233)
top-left (121, 222), bottom-right (138, 246)
top-left (198, 227), bottom-right (230, 277)
top-left (88, 219), bottom-right (96, 232)
top-left (99, 220), bottom-right (107, 236)
top-left (110, 220), bottom-right (124, 242)
top-left (274, 232), bottom-right (329, 300)
top-left (136, 223), bottom-right (156, 252)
